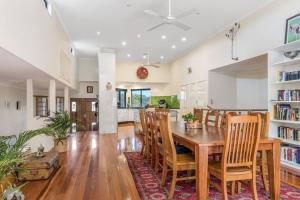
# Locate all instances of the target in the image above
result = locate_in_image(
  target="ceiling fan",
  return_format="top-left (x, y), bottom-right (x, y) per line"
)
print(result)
top-left (141, 52), bottom-right (160, 68)
top-left (144, 0), bottom-right (199, 31)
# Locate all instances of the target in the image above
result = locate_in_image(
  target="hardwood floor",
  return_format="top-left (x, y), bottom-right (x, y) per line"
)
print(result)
top-left (22, 125), bottom-right (300, 200)
top-left (23, 126), bottom-right (141, 200)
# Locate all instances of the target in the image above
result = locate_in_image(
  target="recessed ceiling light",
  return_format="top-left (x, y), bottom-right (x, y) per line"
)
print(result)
top-left (181, 37), bottom-right (187, 42)
top-left (161, 35), bottom-right (167, 40)
top-left (137, 34), bottom-right (142, 38)
top-left (171, 45), bottom-right (176, 49)
top-left (143, 55), bottom-right (147, 59)
top-left (160, 56), bottom-right (164, 59)
top-left (127, 53), bottom-right (131, 57)
top-left (96, 31), bottom-right (101, 36)
top-left (121, 41), bottom-right (127, 46)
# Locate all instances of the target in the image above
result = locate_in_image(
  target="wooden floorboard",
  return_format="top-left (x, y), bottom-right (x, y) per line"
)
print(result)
top-left (22, 125), bottom-right (300, 199)
top-left (23, 126), bottom-right (141, 200)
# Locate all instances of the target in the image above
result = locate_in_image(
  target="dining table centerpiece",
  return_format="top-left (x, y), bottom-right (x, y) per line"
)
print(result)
top-left (182, 112), bottom-right (201, 129)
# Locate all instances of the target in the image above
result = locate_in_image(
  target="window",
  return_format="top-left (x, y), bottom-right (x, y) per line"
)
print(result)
top-left (116, 89), bottom-right (127, 108)
top-left (36, 96), bottom-right (48, 117)
top-left (56, 97), bottom-right (64, 113)
top-left (131, 89), bottom-right (151, 108)
top-left (36, 96), bottom-right (65, 116)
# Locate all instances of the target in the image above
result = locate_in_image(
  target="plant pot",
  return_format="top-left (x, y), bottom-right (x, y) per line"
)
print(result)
top-left (185, 120), bottom-right (201, 129)
top-left (0, 172), bottom-right (16, 194)
top-left (54, 139), bottom-right (68, 153)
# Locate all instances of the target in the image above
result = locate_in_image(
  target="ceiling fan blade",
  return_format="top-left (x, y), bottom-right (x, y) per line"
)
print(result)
top-left (147, 23), bottom-right (166, 31)
top-left (144, 10), bottom-right (164, 19)
top-left (173, 21), bottom-right (191, 31)
top-left (176, 8), bottom-right (200, 19)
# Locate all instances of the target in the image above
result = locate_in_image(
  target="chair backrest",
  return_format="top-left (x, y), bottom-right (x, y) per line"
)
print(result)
top-left (220, 112), bottom-right (241, 129)
top-left (159, 113), bottom-right (176, 163)
top-left (194, 108), bottom-right (203, 123)
top-left (145, 111), bottom-right (155, 139)
top-left (205, 109), bottom-right (220, 127)
top-left (249, 112), bottom-right (269, 138)
top-left (139, 109), bottom-right (147, 136)
top-left (222, 114), bottom-right (261, 169)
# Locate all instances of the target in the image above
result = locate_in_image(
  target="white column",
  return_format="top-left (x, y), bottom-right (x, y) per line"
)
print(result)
top-left (26, 79), bottom-right (33, 129)
top-left (64, 87), bottom-right (70, 112)
top-left (98, 48), bottom-right (117, 134)
top-left (49, 80), bottom-right (56, 116)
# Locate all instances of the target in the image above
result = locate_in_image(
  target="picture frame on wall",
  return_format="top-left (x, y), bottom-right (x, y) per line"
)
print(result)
top-left (285, 13), bottom-right (300, 44)
top-left (87, 86), bottom-right (93, 93)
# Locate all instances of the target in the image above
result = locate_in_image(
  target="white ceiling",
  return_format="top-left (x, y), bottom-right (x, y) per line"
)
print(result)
top-left (53, 0), bottom-right (273, 63)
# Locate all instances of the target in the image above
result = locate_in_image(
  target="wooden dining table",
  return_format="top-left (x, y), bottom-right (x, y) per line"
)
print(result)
top-left (171, 121), bottom-right (282, 200)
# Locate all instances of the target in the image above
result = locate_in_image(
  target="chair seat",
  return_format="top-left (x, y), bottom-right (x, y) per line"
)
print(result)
top-left (208, 162), bottom-right (253, 181)
top-left (166, 153), bottom-right (196, 171)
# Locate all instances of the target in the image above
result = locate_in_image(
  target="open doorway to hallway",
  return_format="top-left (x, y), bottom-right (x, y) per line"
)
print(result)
top-left (70, 98), bottom-right (98, 132)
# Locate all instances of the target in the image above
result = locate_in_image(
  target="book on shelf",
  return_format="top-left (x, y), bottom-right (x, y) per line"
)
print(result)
top-left (272, 104), bottom-right (299, 121)
top-left (277, 90), bottom-right (300, 101)
top-left (281, 146), bottom-right (300, 165)
top-left (278, 126), bottom-right (300, 141)
top-left (277, 70), bottom-right (300, 82)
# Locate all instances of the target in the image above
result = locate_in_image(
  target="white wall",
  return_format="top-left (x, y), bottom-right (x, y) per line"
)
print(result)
top-left (170, 0), bottom-right (300, 100)
top-left (0, 0), bottom-right (77, 88)
top-left (71, 82), bottom-right (99, 98)
top-left (117, 61), bottom-right (171, 83)
top-left (236, 70), bottom-right (268, 109)
top-left (0, 84), bottom-right (26, 136)
top-left (208, 72), bottom-right (237, 108)
top-left (78, 58), bottom-right (98, 82)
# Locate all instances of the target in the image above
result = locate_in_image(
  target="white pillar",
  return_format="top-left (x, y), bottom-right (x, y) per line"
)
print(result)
top-left (26, 79), bottom-right (33, 129)
top-left (64, 87), bottom-right (70, 112)
top-left (98, 48), bottom-right (117, 134)
top-left (49, 80), bottom-right (56, 116)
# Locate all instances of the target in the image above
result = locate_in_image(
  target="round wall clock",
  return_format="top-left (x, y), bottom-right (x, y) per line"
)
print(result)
top-left (136, 67), bottom-right (148, 79)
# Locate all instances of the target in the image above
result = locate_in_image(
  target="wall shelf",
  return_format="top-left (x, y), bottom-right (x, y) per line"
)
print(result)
top-left (281, 160), bottom-right (300, 171)
top-left (281, 139), bottom-right (300, 146)
top-left (270, 57), bottom-right (300, 67)
top-left (270, 79), bottom-right (300, 85)
top-left (270, 119), bottom-right (300, 125)
top-left (270, 100), bottom-right (300, 103)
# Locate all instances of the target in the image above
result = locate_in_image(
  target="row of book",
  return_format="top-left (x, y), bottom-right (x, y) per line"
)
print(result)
top-left (278, 126), bottom-right (300, 141)
top-left (273, 104), bottom-right (299, 121)
top-left (277, 90), bottom-right (300, 101)
top-left (277, 70), bottom-right (300, 82)
top-left (281, 146), bottom-right (300, 165)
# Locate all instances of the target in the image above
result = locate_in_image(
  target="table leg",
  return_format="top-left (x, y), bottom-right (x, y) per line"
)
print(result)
top-left (196, 145), bottom-right (209, 200)
top-left (267, 142), bottom-right (281, 200)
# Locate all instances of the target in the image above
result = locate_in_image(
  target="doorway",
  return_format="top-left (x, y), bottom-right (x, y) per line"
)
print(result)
top-left (70, 98), bottom-right (98, 132)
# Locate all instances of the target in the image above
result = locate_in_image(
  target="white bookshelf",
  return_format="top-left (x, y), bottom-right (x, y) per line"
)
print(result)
top-left (268, 41), bottom-right (300, 171)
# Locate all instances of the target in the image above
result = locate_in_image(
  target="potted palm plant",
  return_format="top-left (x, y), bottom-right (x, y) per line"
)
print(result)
top-left (0, 128), bottom-right (51, 199)
top-left (182, 112), bottom-right (201, 129)
top-left (45, 111), bottom-right (72, 153)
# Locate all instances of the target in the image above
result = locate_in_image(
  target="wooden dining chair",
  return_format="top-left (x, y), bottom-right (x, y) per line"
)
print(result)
top-left (208, 114), bottom-right (262, 200)
top-left (220, 112), bottom-right (241, 129)
top-left (205, 109), bottom-right (220, 127)
top-left (194, 108), bottom-right (203, 123)
top-left (153, 110), bottom-right (169, 173)
top-left (159, 113), bottom-right (196, 199)
top-left (139, 109), bottom-right (147, 157)
top-left (145, 111), bottom-right (156, 167)
top-left (155, 108), bottom-right (170, 113)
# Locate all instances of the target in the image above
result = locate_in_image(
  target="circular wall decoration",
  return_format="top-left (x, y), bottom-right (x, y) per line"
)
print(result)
top-left (137, 67), bottom-right (148, 79)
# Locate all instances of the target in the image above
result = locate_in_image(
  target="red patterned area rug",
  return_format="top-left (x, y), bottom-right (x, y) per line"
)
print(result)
top-left (124, 152), bottom-right (300, 200)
